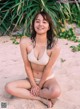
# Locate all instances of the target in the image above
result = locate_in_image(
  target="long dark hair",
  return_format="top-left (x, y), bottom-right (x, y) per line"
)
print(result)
top-left (31, 11), bottom-right (57, 49)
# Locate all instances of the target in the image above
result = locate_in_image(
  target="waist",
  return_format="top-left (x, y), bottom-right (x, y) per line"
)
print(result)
top-left (28, 73), bottom-right (55, 85)
top-left (33, 69), bottom-right (55, 80)
top-left (33, 70), bottom-right (42, 79)
top-left (31, 63), bottom-right (45, 71)
top-left (32, 66), bottom-right (56, 79)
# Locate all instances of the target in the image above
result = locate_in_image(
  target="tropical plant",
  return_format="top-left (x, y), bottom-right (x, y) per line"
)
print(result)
top-left (70, 3), bottom-right (80, 27)
top-left (59, 28), bottom-right (78, 41)
top-left (0, 0), bottom-right (80, 36)
top-left (0, 0), bottom-right (60, 36)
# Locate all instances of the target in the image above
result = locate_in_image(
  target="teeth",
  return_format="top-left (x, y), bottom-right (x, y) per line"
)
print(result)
top-left (38, 28), bottom-right (44, 30)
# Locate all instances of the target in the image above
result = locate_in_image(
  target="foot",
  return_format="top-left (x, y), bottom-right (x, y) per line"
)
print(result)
top-left (47, 100), bottom-right (53, 108)
top-left (51, 98), bottom-right (58, 105)
top-left (40, 98), bottom-right (53, 108)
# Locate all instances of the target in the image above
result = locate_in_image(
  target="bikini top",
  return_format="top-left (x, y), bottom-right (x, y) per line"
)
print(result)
top-left (27, 47), bottom-right (50, 65)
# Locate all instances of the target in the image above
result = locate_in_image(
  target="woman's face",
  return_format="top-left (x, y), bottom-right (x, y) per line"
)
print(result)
top-left (34, 14), bottom-right (50, 35)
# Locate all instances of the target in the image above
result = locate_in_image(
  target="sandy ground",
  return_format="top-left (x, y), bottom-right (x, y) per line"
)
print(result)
top-left (0, 36), bottom-right (80, 109)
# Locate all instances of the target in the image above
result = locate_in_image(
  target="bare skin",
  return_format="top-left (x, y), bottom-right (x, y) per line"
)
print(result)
top-left (5, 78), bottom-right (59, 107)
top-left (5, 14), bottom-right (61, 108)
top-left (5, 37), bottom-right (61, 108)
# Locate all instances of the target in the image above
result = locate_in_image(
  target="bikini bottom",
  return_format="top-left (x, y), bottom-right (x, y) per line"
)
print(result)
top-left (26, 73), bottom-right (55, 84)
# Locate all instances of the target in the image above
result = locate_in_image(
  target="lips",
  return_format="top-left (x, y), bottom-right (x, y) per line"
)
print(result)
top-left (37, 28), bottom-right (44, 30)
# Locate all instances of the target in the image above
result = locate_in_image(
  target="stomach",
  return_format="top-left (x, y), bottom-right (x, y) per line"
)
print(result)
top-left (31, 63), bottom-right (45, 79)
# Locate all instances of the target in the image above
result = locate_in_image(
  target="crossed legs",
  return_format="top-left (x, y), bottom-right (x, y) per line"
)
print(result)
top-left (5, 78), bottom-right (61, 108)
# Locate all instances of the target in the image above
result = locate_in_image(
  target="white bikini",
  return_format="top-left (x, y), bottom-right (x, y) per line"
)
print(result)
top-left (27, 46), bottom-right (59, 84)
top-left (28, 47), bottom-right (49, 65)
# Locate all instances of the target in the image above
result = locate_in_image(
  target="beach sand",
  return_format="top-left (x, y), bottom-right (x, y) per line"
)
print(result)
top-left (0, 36), bottom-right (80, 109)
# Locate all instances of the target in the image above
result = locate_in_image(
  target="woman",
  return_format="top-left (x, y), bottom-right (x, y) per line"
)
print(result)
top-left (5, 11), bottom-right (61, 108)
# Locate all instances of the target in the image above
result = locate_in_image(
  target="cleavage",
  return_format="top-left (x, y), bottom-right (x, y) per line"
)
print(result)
top-left (34, 46), bottom-right (46, 60)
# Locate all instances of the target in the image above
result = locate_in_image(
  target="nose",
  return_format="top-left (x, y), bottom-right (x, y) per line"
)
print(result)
top-left (39, 21), bottom-right (43, 26)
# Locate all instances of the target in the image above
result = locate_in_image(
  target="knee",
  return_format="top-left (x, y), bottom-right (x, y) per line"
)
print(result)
top-left (50, 87), bottom-right (61, 99)
top-left (5, 82), bottom-right (15, 94)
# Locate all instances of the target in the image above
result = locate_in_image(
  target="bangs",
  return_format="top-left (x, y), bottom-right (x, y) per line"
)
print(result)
top-left (41, 14), bottom-right (48, 21)
top-left (35, 13), bottom-right (49, 22)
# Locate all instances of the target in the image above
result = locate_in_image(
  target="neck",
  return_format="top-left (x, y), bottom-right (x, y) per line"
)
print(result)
top-left (35, 33), bottom-right (47, 45)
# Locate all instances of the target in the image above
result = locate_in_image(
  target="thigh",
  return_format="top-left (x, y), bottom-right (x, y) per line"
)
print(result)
top-left (43, 77), bottom-right (60, 89)
top-left (7, 78), bottom-right (31, 89)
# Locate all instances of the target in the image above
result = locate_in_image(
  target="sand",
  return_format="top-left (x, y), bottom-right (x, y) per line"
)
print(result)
top-left (0, 36), bottom-right (80, 109)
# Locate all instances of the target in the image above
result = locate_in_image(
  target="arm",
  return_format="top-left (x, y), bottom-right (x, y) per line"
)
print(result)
top-left (39, 44), bottom-right (61, 88)
top-left (20, 37), bottom-right (36, 87)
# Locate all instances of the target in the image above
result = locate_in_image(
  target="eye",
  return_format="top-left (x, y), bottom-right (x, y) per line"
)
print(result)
top-left (43, 21), bottom-right (47, 23)
top-left (35, 20), bottom-right (40, 23)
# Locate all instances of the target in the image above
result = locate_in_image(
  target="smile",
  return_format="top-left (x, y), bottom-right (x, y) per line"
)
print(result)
top-left (37, 28), bottom-right (44, 30)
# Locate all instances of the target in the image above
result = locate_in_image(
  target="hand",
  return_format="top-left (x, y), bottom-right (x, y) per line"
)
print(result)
top-left (30, 85), bottom-right (40, 96)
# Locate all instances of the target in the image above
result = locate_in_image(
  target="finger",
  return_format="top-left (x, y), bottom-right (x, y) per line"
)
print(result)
top-left (33, 89), bottom-right (38, 96)
top-left (35, 90), bottom-right (39, 96)
top-left (31, 89), bottom-right (36, 96)
top-left (30, 89), bottom-right (35, 95)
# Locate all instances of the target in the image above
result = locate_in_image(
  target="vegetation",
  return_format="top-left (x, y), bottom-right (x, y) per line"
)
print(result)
top-left (0, 0), bottom-right (80, 36)
top-left (59, 27), bottom-right (80, 52)
top-left (0, 0), bottom-right (80, 52)
top-left (11, 37), bottom-right (19, 44)
top-left (69, 3), bottom-right (80, 27)
top-left (59, 28), bottom-right (80, 42)
top-left (70, 44), bottom-right (80, 52)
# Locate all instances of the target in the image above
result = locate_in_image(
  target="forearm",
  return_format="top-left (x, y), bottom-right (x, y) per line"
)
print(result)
top-left (25, 66), bottom-right (36, 87)
top-left (39, 69), bottom-right (51, 88)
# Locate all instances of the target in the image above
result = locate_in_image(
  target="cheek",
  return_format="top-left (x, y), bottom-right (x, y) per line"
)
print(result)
top-left (46, 25), bottom-right (50, 31)
top-left (45, 23), bottom-right (50, 30)
top-left (34, 23), bottom-right (38, 29)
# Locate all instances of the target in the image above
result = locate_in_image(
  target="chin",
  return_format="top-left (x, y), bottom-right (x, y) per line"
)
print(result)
top-left (37, 33), bottom-right (46, 35)
top-left (36, 31), bottom-right (47, 35)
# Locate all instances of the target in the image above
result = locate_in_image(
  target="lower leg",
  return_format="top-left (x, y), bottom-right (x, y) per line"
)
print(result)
top-left (6, 87), bottom-right (51, 107)
top-left (39, 87), bottom-right (60, 99)
top-left (39, 88), bottom-right (52, 99)
top-left (6, 87), bottom-right (39, 100)
top-left (39, 88), bottom-right (58, 107)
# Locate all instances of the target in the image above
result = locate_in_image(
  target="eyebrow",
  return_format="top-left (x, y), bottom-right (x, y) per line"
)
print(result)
top-left (35, 19), bottom-right (40, 20)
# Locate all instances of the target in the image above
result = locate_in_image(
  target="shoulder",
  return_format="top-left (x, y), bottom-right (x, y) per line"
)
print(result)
top-left (20, 36), bottom-right (32, 48)
top-left (20, 36), bottom-right (32, 44)
top-left (51, 42), bottom-right (61, 54)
